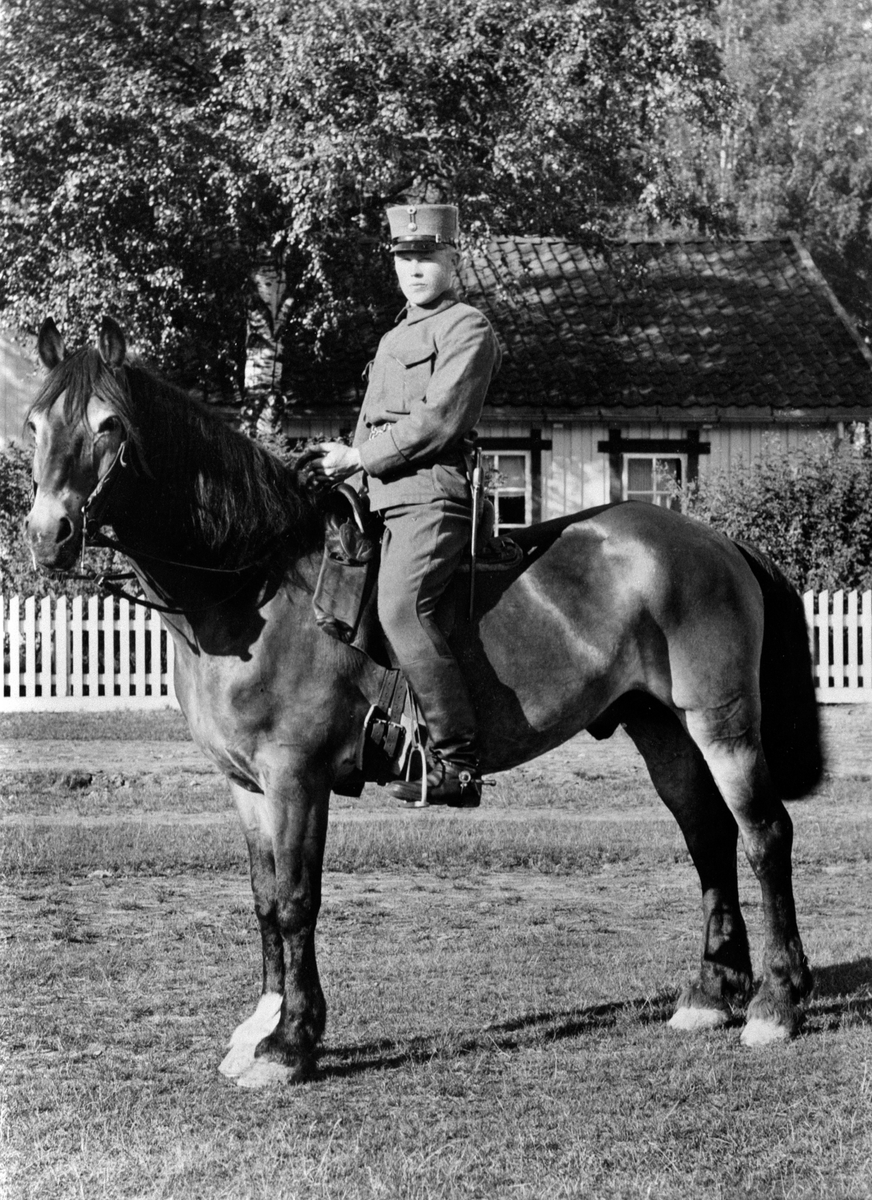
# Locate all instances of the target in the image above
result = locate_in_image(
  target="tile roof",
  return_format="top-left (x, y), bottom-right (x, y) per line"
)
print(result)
top-left (458, 235), bottom-right (872, 415)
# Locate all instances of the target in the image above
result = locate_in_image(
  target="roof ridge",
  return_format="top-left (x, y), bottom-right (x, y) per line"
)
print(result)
top-left (486, 234), bottom-right (795, 247)
top-left (786, 231), bottom-right (872, 370)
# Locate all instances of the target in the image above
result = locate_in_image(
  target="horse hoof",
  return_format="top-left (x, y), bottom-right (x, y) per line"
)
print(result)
top-left (218, 993), bottom-right (283, 1078)
top-left (219, 1043), bottom-right (253, 1078)
top-left (740, 1016), bottom-right (793, 1047)
top-left (669, 1005), bottom-right (730, 1032)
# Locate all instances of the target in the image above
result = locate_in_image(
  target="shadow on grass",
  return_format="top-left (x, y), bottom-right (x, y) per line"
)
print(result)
top-left (321, 991), bottom-right (677, 1079)
top-left (319, 967), bottom-right (872, 1078)
top-left (811, 957), bottom-right (872, 1026)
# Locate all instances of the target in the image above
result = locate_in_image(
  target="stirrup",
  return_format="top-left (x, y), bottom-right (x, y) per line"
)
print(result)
top-left (405, 743), bottom-right (430, 809)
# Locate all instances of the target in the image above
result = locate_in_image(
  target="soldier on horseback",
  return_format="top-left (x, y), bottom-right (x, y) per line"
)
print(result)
top-left (307, 204), bottom-right (501, 803)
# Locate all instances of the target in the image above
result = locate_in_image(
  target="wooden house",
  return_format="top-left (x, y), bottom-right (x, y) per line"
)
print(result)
top-left (4, 235), bottom-right (871, 535)
top-left (264, 234), bottom-right (872, 532)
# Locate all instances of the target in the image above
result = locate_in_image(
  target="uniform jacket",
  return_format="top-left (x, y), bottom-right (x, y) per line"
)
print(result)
top-left (353, 290), bottom-right (501, 510)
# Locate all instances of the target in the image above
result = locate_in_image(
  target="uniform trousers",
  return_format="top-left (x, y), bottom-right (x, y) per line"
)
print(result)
top-left (377, 498), bottom-right (478, 766)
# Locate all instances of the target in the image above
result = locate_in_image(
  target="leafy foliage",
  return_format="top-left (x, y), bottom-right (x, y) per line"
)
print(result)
top-left (0, 443), bottom-right (33, 592)
top-left (716, 0), bottom-right (872, 331)
top-left (0, 0), bottom-right (730, 409)
top-left (676, 429), bottom-right (872, 592)
top-left (0, 0), bottom-right (271, 396)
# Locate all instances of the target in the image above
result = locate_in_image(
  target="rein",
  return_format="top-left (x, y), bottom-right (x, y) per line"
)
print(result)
top-left (74, 439), bottom-right (292, 616)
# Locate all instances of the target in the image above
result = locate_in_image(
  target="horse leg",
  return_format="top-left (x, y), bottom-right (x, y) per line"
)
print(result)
top-left (684, 701), bottom-right (812, 1046)
top-left (233, 765), bottom-right (330, 1088)
top-left (621, 698), bottom-right (753, 1029)
top-left (219, 781), bottom-right (284, 1080)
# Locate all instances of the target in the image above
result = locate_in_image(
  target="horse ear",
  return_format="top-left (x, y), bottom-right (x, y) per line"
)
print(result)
top-left (37, 318), bottom-right (65, 369)
top-left (98, 316), bottom-right (127, 369)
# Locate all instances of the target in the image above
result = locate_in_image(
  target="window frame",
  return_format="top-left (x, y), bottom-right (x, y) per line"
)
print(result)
top-left (477, 430), bottom-right (552, 527)
top-left (483, 449), bottom-right (533, 531)
top-left (597, 429), bottom-right (711, 505)
top-left (621, 452), bottom-right (686, 508)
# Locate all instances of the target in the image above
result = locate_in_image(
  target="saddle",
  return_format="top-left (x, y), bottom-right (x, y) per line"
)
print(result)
top-left (312, 484), bottom-right (522, 801)
top-left (312, 484), bottom-right (522, 645)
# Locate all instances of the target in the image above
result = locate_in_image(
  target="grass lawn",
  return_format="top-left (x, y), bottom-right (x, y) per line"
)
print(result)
top-left (0, 708), bottom-right (191, 742)
top-left (1, 713), bottom-right (871, 1199)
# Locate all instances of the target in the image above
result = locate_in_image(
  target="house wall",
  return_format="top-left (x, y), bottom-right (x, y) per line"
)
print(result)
top-left (280, 414), bottom-right (841, 519)
top-left (502, 417), bottom-right (840, 518)
top-left (543, 419), bottom-right (837, 516)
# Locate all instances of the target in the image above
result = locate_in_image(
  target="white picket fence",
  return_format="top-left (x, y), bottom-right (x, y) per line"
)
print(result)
top-left (1, 594), bottom-right (176, 711)
top-left (1, 590), bottom-right (871, 711)
top-left (802, 589), bottom-right (872, 703)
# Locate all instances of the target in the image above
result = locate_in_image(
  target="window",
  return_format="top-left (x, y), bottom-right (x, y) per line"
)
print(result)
top-left (598, 430), bottom-right (709, 505)
top-left (484, 451), bottom-right (531, 531)
top-left (622, 454), bottom-right (684, 509)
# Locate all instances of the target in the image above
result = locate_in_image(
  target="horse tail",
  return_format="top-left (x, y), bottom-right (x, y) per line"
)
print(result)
top-left (733, 540), bottom-right (825, 799)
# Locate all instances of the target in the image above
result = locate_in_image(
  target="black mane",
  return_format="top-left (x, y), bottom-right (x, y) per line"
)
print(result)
top-left (28, 349), bottom-right (324, 567)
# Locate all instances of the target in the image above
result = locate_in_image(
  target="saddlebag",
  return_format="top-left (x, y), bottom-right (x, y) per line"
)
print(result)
top-left (313, 486), bottom-right (379, 644)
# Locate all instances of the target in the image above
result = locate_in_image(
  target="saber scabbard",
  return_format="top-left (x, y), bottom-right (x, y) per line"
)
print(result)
top-left (469, 447), bottom-right (483, 622)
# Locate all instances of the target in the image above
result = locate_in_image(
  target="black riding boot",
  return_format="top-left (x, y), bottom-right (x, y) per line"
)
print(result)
top-left (387, 655), bottom-right (483, 806)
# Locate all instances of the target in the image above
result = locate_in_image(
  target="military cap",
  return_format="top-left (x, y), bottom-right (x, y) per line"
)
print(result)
top-left (386, 204), bottom-right (458, 252)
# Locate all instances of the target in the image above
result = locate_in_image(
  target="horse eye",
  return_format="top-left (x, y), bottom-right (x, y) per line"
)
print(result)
top-left (96, 416), bottom-right (121, 436)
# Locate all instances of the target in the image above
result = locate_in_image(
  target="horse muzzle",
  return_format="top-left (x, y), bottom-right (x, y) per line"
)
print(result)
top-left (26, 495), bottom-right (84, 572)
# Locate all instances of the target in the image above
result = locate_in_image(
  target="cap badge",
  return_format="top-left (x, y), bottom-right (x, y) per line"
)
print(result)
top-left (406, 206), bottom-right (418, 232)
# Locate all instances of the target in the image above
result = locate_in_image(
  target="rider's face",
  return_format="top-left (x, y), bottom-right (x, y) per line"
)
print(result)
top-left (393, 247), bottom-right (457, 306)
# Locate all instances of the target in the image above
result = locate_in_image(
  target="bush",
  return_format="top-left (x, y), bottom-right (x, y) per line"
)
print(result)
top-left (0, 442), bottom-right (39, 594)
top-left (676, 429), bottom-right (872, 593)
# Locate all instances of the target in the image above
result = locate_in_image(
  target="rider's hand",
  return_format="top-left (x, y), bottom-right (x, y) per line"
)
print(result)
top-left (304, 442), bottom-right (362, 485)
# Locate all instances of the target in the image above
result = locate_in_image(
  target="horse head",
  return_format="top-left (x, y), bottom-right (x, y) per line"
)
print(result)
top-left (26, 316), bottom-right (131, 571)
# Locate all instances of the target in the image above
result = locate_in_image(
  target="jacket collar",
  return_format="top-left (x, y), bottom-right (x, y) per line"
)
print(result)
top-left (400, 289), bottom-right (459, 326)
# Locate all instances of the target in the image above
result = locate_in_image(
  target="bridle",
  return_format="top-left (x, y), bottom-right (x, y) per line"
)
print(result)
top-left (82, 438), bottom-right (130, 543)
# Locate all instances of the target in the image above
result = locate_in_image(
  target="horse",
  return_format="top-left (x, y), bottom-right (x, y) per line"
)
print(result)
top-left (25, 316), bottom-right (823, 1087)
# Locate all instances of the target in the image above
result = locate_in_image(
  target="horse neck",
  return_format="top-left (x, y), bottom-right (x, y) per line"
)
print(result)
top-left (106, 395), bottom-right (323, 596)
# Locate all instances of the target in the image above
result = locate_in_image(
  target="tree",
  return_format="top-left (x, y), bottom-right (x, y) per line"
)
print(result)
top-left (222, 0), bottom-right (733, 417)
top-left (718, 0), bottom-right (872, 331)
top-left (0, 0), bottom-right (272, 397)
top-left (0, 0), bottom-right (731, 410)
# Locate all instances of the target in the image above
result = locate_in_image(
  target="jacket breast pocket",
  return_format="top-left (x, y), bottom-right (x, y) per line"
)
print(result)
top-left (402, 352), bottom-right (434, 408)
top-left (382, 350), bottom-right (434, 413)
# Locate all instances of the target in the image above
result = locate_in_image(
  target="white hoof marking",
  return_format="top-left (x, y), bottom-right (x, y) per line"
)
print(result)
top-left (219, 992), bottom-right (282, 1078)
top-left (669, 1006), bottom-right (730, 1032)
top-left (740, 1016), bottom-right (792, 1047)
top-left (236, 1058), bottom-right (296, 1090)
